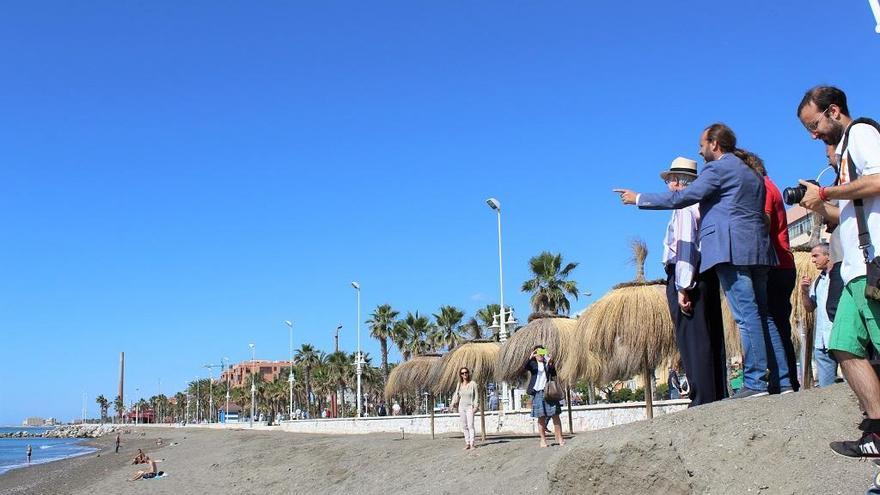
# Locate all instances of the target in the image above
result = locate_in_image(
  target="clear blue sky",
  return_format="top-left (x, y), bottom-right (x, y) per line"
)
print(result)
top-left (2, 1), bottom-right (879, 424)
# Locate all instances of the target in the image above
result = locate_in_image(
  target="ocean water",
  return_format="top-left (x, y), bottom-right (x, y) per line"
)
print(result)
top-left (0, 427), bottom-right (97, 475)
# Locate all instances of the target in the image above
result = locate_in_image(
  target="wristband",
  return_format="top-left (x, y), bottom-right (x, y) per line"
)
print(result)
top-left (818, 186), bottom-right (830, 202)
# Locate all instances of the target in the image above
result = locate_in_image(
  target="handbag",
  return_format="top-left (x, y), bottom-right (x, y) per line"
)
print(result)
top-left (544, 378), bottom-right (563, 402)
top-left (844, 118), bottom-right (880, 302)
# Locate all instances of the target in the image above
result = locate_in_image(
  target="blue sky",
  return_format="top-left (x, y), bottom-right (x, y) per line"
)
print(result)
top-left (2, 1), bottom-right (879, 424)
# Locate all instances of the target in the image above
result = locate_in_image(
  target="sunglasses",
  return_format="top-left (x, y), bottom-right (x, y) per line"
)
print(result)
top-left (459, 371), bottom-right (469, 375)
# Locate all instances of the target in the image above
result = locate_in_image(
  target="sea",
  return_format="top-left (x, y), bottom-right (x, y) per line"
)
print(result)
top-left (0, 427), bottom-right (97, 476)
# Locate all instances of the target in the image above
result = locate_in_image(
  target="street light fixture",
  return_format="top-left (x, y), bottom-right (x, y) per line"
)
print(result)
top-left (351, 282), bottom-right (362, 418)
top-left (222, 357), bottom-right (230, 422)
top-left (249, 343), bottom-right (256, 428)
top-left (485, 197), bottom-right (512, 419)
top-left (334, 324), bottom-right (343, 353)
top-left (283, 320), bottom-right (294, 421)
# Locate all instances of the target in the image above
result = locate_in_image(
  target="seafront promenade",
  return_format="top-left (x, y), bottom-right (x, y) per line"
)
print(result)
top-left (135, 399), bottom-right (689, 435)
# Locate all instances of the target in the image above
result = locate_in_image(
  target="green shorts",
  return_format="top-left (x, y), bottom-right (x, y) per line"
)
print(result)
top-left (829, 276), bottom-right (880, 357)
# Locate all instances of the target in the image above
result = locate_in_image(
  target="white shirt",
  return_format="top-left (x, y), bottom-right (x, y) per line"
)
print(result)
top-left (661, 204), bottom-right (701, 290)
top-left (810, 270), bottom-right (833, 349)
top-left (534, 361), bottom-right (548, 392)
top-left (835, 123), bottom-right (880, 284)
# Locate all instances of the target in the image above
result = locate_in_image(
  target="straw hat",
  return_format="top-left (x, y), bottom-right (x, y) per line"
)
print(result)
top-left (659, 156), bottom-right (698, 180)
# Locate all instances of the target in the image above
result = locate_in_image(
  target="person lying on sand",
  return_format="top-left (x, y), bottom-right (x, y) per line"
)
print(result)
top-left (128, 460), bottom-right (164, 481)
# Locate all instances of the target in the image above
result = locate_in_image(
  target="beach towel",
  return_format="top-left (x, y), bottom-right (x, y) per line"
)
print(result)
top-left (143, 471), bottom-right (167, 480)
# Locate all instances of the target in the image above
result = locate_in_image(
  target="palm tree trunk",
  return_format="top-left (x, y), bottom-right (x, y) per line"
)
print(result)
top-left (381, 338), bottom-right (389, 386)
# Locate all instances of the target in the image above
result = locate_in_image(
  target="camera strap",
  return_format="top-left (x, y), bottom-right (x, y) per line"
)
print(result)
top-left (844, 118), bottom-right (880, 262)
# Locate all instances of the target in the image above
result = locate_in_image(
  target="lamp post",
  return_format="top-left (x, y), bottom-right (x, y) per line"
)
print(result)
top-left (334, 324), bottom-right (343, 353)
top-left (158, 378), bottom-right (162, 424)
top-left (486, 197), bottom-right (512, 417)
top-left (203, 364), bottom-right (217, 423)
top-left (223, 357), bottom-right (230, 422)
top-left (249, 343), bottom-right (256, 428)
top-left (283, 320), bottom-right (294, 420)
top-left (351, 282), bottom-right (362, 418)
top-left (135, 388), bottom-right (140, 425)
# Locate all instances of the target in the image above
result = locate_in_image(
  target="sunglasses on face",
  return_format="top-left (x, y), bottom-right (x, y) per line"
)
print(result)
top-left (460, 371), bottom-right (469, 375)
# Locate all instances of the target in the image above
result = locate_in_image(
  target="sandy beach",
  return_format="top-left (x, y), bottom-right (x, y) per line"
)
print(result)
top-left (1, 384), bottom-right (876, 494)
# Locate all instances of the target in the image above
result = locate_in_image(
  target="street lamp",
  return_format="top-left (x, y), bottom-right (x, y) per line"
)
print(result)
top-left (486, 197), bottom-right (512, 417)
top-left (283, 320), bottom-right (294, 420)
top-left (222, 357), bottom-right (230, 422)
top-left (249, 343), bottom-right (256, 428)
top-left (135, 388), bottom-right (140, 425)
top-left (203, 364), bottom-right (219, 423)
top-left (351, 281), bottom-right (362, 418)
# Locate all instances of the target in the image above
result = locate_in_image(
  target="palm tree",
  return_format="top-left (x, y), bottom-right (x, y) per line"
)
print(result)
top-left (366, 304), bottom-right (399, 387)
top-left (113, 395), bottom-right (125, 422)
top-left (462, 317), bottom-right (483, 340)
top-left (173, 392), bottom-right (187, 422)
top-left (326, 351), bottom-right (352, 416)
top-left (521, 251), bottom-right (579, 315)
top-left (432, 305), bottom-right (465, 350)
top-left (294, 344), bottom-right (322, 416)
top-left (95, 395), bottom-right (109, 423)
top-left (393, 311), bottom-right (433, 359)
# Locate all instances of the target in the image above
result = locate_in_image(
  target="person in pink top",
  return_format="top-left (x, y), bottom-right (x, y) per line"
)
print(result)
top-left (737, 150), bottom-right (800, 393)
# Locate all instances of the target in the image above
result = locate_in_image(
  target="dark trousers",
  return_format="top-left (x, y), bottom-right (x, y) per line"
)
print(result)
top-left (767, 267), bottom-right (800, 392)
top-left (665, 265), bottom-right (728, 406)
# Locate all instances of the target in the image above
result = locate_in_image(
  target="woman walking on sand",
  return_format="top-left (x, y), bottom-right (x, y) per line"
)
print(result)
top-left (451, 367), bottom-right (479, 450)
top-left (525, 345), bottom-right (565, 448)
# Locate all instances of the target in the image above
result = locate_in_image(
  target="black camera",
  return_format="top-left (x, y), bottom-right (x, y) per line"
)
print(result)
top-left (782, 180), bottom-right (819, 206)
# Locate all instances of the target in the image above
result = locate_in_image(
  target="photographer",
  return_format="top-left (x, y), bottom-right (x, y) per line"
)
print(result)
top-left (797, 85), bottom-right (880, 458)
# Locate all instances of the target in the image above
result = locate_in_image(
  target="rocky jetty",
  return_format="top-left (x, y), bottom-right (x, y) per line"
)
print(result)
top-left (0, 424), bottom-right (121, 439)
top-left (43, 424), bottom-right (119, 438)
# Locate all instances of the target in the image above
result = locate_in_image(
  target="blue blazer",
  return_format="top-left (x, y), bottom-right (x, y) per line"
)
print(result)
top-left (637, 153), bottom-right (777, 272)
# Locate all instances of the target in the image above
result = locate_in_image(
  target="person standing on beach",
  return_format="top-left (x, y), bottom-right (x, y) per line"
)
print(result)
top-left (525, 345), bottom-right (564, 448)
top-left (656, 156), bottom-right (727, 406)
top-left (26, 444), bottom-right (31, 465)
top-left (115, 433), bottom-right (121, 454)
top-left (615, 124), bottom-right (781, 399)
top-left (796, 85), bottom-right (880, 457)
top-left (450, 367), bottom-right (478, 450)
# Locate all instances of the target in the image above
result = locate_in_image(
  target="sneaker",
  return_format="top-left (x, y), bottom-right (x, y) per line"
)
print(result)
top-left (830, 432), bottom-right (880, 458)
top-left (729, 388), bottom-right (769, 399)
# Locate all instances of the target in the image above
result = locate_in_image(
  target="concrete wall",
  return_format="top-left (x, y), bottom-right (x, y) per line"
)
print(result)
top-left (138, 400), bottom-right (689, 436)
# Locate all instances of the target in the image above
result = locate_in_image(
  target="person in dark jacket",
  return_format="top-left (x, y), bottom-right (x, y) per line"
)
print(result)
top-left (525, 345), bottom-right (564, 447)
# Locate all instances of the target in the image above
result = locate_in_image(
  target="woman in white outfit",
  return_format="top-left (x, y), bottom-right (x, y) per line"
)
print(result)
top-left (451, 367), bottom-right (479, 450)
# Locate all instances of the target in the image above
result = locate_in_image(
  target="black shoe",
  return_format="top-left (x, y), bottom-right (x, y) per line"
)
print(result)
top-left (830, 432), bottom-right (880, 458)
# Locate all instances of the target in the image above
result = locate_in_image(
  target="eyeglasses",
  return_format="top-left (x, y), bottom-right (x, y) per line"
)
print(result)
top-left (806, 107), bottom-right (831, 132)
top-left (665, 176), bottom-right (693, 185)
top-left (459, 371), bottom-right (469, 375)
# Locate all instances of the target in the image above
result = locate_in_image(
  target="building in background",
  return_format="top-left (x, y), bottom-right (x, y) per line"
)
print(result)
top-left (220, 360), bottom-right (291, 388)
top-left (787, 205), bottom-right (830, 248)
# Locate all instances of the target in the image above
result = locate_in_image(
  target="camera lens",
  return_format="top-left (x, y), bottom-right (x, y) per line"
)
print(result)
top-left (782, 185), bottom-right (806, 206)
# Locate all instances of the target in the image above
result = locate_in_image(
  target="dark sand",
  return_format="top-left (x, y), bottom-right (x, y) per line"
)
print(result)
top-left (1, 384), bottom-right (876, 494)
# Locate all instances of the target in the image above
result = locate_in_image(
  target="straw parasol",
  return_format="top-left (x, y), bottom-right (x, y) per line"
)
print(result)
top-left (496, 313), bottom-right (578, 432)
top-left (583, 239), bottom-right (676, 419)
top-left (431, 340), bottom-right (500, 441)
top-left (384, 354), bottom-right (443, 438)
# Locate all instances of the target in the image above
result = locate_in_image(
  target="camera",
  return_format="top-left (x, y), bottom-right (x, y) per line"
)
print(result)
top-left (782, 180), bottom-right (819, 206)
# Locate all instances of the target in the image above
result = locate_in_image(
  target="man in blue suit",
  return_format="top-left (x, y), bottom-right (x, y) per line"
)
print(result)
top-left (615, 123), bottom-right (787, 398)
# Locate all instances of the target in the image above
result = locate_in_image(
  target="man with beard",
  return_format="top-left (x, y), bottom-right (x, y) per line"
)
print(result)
top-left (615, 124), bottom-right (779, 399)
top-left (798, 86), bottom-right (880, 458)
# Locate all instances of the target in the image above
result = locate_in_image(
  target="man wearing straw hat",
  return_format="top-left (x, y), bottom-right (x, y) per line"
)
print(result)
top-left (615, 124), bottom-right (779, 400)
top-left (655, 157), bottom-right (727, 406)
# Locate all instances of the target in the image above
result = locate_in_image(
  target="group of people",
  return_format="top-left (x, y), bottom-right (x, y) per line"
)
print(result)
top-left (451, 344), bottom-right (566, 450)
top-left (616, 85), bottom-right (880, 459)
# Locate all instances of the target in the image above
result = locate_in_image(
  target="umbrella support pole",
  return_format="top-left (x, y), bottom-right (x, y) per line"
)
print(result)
top-left (802, 322), bottom-right (814, 390)
top-left (480, 385), bottom-right (486, 442)
top-left (430, 393), bottom-right (435, 439)
top-left (644, 354), bottom-right (654, 420)
top-left (566, 387), bottom-right (573, 434)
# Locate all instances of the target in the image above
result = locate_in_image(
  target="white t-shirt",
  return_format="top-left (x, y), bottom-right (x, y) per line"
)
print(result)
top-left (835, 123), bottom-right (880, 284)
top-left (534, 361), bottom-right (547, 392)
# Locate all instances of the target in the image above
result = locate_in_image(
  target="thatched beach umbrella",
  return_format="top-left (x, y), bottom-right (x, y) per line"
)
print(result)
top-left (431, 340), bottom-right (500, 441)
top-left (384, 354), bottom-right (443, 438)
top-left (583, 240), bottom-right (676, 419)
top-left (721, 250), bottom-right (817, 387)
top-left (496, 314), bottom-right (578, 432)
